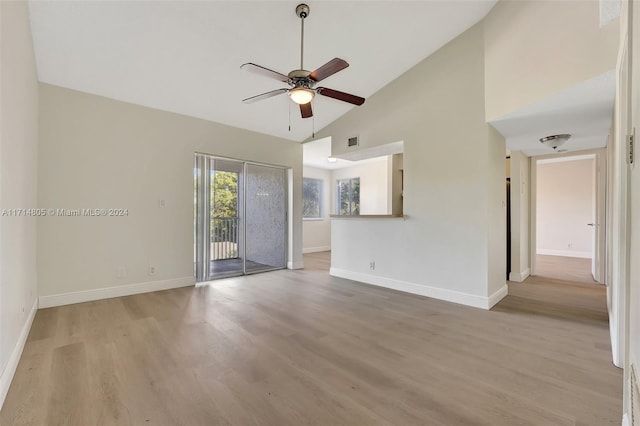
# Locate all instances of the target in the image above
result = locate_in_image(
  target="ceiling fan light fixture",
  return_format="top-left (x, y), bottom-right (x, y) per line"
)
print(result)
top-left (240, 3), bottom-right (365, 120)
top-left (289, 87), bottom-right (314, 105)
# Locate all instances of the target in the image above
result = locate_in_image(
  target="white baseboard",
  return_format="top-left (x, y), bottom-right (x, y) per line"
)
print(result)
top-left (487, 285), bottom-right (509, 308)
top-left (302, 246), bottom-right (330, 254)
top-left (0, 297), bottom-right (38, 410)
top-left (621, 413), bottom-right (629, 426)
top-left (330, 268), bottom-right (508, 310)
top-left (509, 268), bottom-right (530, 282)
top-left (537, 249), bottom-right (592, 259)
top-left (38, 276), bottom-right (195, 308)
top-left (287, 260), bottom-right (304, 270)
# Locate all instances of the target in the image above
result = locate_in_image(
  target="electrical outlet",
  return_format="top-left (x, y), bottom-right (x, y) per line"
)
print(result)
top-left (148, 265), bottom-right (156, 276)
top-left (369, 261), bottom-right (375, 270)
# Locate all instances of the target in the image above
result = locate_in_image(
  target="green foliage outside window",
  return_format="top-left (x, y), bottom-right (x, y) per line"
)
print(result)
top-left (337, 177), bottom-right (360, 215)
top-left (210, 171), bottom-right (238, 245)
top-left (303, 178), bottom-right (323, 218)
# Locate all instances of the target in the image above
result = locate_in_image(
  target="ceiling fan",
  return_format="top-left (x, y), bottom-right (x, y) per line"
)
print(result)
top-left (241, 3), bottom-right (365, 119)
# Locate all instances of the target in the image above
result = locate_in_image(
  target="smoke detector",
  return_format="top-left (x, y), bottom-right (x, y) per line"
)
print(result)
top-left (539, 134), bottom-right (571, 151)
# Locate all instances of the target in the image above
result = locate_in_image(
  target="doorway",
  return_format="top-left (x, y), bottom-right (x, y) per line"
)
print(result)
top-left (531, 152), bottom-right (606, 283)
top-left (194, 154), bottom-right (287, 281)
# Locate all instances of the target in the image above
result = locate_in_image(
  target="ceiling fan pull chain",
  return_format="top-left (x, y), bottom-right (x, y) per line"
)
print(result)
top-left (312, 103), bottom-right (315, 138)
top-left (288, 101), bottom-right (291, 132)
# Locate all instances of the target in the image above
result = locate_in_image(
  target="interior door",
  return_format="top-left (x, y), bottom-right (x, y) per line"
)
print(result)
top-left (592, 153), bottom-right (606, 283)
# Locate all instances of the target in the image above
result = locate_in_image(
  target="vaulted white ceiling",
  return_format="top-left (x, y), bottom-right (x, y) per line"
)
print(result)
top-left (28, 0), bottom-right (497, 142)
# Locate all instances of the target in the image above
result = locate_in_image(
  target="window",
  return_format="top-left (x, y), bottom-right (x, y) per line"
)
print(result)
top-left (336, 177), bottom-right (360, 215)
top-left (303, 177), bottom-right (323, 219)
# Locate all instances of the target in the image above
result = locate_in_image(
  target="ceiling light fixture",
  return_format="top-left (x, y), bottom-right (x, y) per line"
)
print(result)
top-left (539, 134), bottom-right (571, 151)
top-left (240, 3), bottom-right (365, 121)
top-left (327, 156), bottom-right (337, 163)
top-left (289, 87), bottom-right (315, 105)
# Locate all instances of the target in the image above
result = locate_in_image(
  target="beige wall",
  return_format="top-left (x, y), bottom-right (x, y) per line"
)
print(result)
top-left (388, 154), bottom-right (404, 216)
top-left (302, 166), bottom-right (331, 253)
top-left (37, 84), bottom-right (303, 298)
top-left (487, 125), bottom-right (507, 294)
top-left (484, 0), bottom-right (619, 121)
top-left (331, 157), bottom-right (389, 215)
top-left (536, 158), bottom-right (595, 258)
top-left (0, 0), bottom-right (39, 405)
top-left (320, 22), bottom-right (507, 307)
top-left (303, 157), bottom-right (394, 253)
top-left (509, 151), bottom-right (530, 281)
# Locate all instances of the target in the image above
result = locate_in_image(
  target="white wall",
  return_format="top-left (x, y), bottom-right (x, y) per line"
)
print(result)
top-left (302, 158), bottom-right (391, 253)
top-left (319, 22), bottom-right (507, 309)
top-left (509, 151), bottom-right (530, 281)
top-left (37, 84), bottom-right (303, 301)
top-left (0, 0), bottom-right (39, 407)
top-left (536, 158), bottom-right (595, 258)
top-left (484, 0), bottom-right (619, 121)
top-left (623, 0), bottom-right (640, 421)
top-left (302, 166), bottom-right (331, 253)
top-left (487, 125), bottom-right (507, 295)
top-left (331, 157), bottom-right (389, 215)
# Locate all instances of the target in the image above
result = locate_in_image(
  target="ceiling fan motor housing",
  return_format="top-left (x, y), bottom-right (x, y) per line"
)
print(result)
top-left (296, 4), bottom-right (310, 19)
top-left (288, 69), bottom-right (314, 89)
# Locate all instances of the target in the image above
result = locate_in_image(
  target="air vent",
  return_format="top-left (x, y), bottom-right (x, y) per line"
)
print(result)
top-left (347, 136), bottom-right (359, 148)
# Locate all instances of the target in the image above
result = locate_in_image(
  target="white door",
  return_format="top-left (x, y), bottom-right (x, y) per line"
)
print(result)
top-left (592, 153), bottom-right (606, 283)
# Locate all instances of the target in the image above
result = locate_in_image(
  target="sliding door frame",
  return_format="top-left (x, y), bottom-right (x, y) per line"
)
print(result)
top-left (243, 161), bottom-right (288, 276)
top-left (195, 152), bottom-right (289, 282)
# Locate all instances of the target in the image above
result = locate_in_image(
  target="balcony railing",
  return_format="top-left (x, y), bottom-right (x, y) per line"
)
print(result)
top-left (211, 217), bottom-right (239, 260)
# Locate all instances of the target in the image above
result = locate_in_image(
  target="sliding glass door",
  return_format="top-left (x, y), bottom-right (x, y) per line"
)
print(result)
top-left (194, 154), bottom-right (287, 281)
top-left (245, 164), bottom-right (287, 273)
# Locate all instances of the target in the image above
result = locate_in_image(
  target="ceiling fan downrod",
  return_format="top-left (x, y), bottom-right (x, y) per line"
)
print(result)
top-left (296, 4), bottom-right (310, 70)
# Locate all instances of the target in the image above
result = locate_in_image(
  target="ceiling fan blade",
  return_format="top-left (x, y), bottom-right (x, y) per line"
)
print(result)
top-left (300, 102), bottom-right (313, 119)
top-left (242, 88), bottom-right (288, 104)
top-left (309, 58), bottom-right (349, 82)
top-left (240, 63), bottom-right (289, 83)
top-left (317, 87), bottom-right (365, 106)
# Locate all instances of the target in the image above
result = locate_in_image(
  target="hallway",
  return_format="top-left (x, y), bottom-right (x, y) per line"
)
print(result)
top-left (535, 254), bottom-right (597, 284)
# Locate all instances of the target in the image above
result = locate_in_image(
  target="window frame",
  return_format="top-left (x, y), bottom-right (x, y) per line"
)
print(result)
top-left (335, 177), bottom-right (360, 216)
top-left (302, 177), bottom-right (324, 220)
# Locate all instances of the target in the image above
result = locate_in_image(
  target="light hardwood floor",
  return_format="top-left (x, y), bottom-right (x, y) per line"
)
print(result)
top-left (1, 251), bottom-right (621, 425)
top-left (535, 254), bottom-right (596, 284)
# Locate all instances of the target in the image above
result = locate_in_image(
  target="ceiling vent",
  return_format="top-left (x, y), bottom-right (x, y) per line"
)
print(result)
top-left (347, 136), bottom-right (359, 148)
